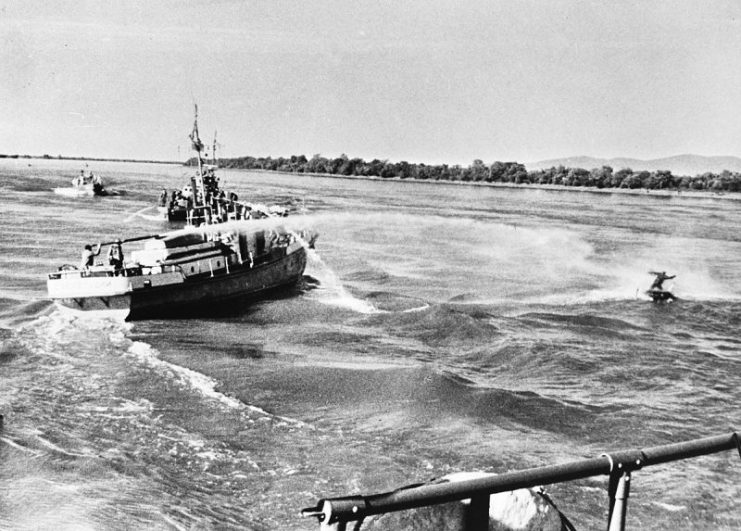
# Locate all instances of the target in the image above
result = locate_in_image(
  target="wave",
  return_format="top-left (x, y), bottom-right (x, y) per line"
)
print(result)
top-left (517, 311), bottom-right (648, 338)
top-left (120, 339), bottom-right (308, 428)
top-left (419, 370), bottom-right (618, 437)
top-left (0, 298), bottom-right (56, 328)
top-left (306, 364), bottom-right (607, 436)
top-left (124, 340), bottom-right (244, 409)
top-left (16, 309), bottom-right (310, 430)
top-left (365, 303), bottom-right (502, 347)
top-left (344, 268), bottom-right (393, 283)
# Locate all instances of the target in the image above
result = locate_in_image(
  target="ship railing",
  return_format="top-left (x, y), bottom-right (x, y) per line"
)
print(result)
top-left (48, 265), bottom-right (136, 280)
top-left (301, 432), bottom-right (741, 531)
top-left (185, 199), bottom-right (262, 227)
top-left (139, 263), bottom-right (186, 276)
top-left (49, 264), bottom-right (185, 280)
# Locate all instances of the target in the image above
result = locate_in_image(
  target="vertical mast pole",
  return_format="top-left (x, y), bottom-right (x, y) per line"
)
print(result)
top-left (191, 104), bottom-right (206, 207)
top-left (213, 130), bottom-right (218, 166)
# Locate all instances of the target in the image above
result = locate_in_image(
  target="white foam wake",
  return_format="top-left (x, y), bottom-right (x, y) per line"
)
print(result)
top-left (124, 205), bottom-right (164, 223)
top-left (305, 249), bottom-right (378, 314)
top-left (25, 310), bottom-right (309, 427)
top-left (122, 340), bottom-right (309, 428)
top-left (126, 341), bottom-right (243, 409)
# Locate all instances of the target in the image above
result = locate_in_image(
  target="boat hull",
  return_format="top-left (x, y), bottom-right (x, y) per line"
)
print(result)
top-left (54, 186), bottom-right (94, 198)
top-left (50, 245), bottom-right (307, 320)
top-left (166, 205), bottom-right (188, 222)
top-left (646, 289), bottom-right (677, 303)
top-left (53, 183), bottom-right (106, 197)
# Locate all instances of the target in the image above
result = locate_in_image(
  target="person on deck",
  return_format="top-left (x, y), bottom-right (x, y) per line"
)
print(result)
top-left (107, 240), bottom-right (124, 270)
top-left (81, 243), bottom-right (102, 269)
top-left (649, 271), bottom-right (675, 291)
top-left (73, 170), bottom-right (85, 187)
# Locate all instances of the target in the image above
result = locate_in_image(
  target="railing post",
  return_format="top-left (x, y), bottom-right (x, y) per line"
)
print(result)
top-left (320, 521), bottom-right (346, 531)
top-left (464, 494), bottom-right (490, 531)
top-left (606, 471), bottom-right (631, 531)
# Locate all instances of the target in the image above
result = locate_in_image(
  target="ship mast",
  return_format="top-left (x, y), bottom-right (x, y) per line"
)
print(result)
top-left (212, 130), bottom-right (218, 166)
top-left (189, 104), bottom-right (207, 206)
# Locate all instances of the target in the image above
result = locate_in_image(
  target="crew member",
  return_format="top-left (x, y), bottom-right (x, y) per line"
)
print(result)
top-left (81, 243), bottom-right (102, 269)
top-left (649, 271), bottom-right (675, 291)
top-left (107, 240), bottom-right (124, 270)
top-left (73, 169), bottom-right (85, 187)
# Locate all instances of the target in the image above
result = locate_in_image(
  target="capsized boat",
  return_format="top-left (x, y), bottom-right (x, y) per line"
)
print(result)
top-left (47, 223), bottom-right (315, 320)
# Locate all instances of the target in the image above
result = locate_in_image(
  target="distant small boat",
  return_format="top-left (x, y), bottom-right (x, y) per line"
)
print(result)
top-left (646, 289), bottom-right (677, 303)
top-left (54, 171), bottom-right (106, 197)
top-left (646, 271), bottom-right (677, 303)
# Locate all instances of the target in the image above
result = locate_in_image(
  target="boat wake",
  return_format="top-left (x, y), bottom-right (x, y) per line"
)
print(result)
top-left (0, 298), bottom-right (56, 329)
top-left (304, 249), bottom-right (378, 314)
top-left (524, 285), bottom-right (741, 306)
top-left (399, 303), bottom-right (431, 313)
top-left (18, 309), bottom-right (310, 429)
top-left (124, 205), bottom-right (165, 223)
top-left (587, 261), bottom-right (741, 304)
top-left (110, 330), bottom-right (310, 428)
top-left (53, 187), bottom-right (93, 198)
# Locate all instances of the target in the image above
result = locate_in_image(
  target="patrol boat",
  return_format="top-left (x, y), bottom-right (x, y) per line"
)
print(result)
top-left (158, 105), bottom-right (288, 225)
top-left (47, 223), bottom-right (312, 320)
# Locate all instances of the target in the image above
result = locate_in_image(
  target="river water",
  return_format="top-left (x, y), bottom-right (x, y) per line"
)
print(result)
top-left (1, 159), bottom-right (740, 530)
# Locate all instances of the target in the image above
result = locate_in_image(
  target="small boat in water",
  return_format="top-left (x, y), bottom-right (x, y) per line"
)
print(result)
top-left (646, 288), bottom-right (677, 303)
top-left (646, 271), bottom-right (677, 303)
top-left (47, 223), bottom-right (314, 320)
top-left (54, 170), bottom-right (107, 197)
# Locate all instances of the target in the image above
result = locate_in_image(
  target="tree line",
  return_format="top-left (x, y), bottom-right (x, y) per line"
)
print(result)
top-left (188, 154), bottom-right (741, 192)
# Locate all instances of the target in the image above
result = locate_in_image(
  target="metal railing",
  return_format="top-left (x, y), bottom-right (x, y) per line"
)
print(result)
top-left (302, 432), bottom-right (741, 531)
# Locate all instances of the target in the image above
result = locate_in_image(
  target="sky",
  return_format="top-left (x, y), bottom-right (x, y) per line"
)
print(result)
top-left (1, 0), bottom-right (740, 165)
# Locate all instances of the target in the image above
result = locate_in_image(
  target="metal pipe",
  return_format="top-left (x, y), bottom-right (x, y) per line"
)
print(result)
top-left (302, 432), bottom-right (740, 526)
top-left (307, 458), bottom-right (612, 523)
top-left (98, 233), bottom-right (163, 247)
top-left (640, 433), bottom-right (740, 466)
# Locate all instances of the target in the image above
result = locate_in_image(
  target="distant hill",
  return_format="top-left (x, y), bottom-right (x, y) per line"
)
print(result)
top-left (527, 154), bottom-right (741, 176)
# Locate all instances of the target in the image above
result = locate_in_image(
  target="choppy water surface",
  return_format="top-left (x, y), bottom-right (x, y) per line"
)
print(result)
top-left (1, 159), bottom-right (740, 530)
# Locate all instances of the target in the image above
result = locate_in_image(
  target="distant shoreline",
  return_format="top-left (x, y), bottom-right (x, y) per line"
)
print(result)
top-left (0, 154), bottom-right (182, 165)
top-left (239, 168), bottom-right (741, 201)
top-left (5, 154), bottom-right (739, 201)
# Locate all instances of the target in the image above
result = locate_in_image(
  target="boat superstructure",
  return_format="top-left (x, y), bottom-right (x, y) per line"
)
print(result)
top-left (159, 106), bottom-right (286, 225)
top-left (47, 224), bottom-right (311, 320)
